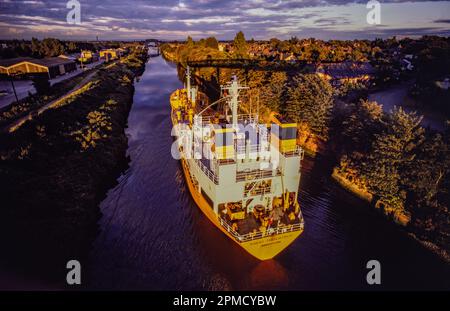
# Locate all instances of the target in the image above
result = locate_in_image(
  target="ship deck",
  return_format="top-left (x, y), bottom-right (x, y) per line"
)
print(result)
top-left (219, 200), bottom-right (303, 239)
top-left (218, 213), bottom-right (304, 243)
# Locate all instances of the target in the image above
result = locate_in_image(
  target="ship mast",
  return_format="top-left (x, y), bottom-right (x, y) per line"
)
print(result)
top-left (186, 66), bottom-right (191, 101)
top-left (222, 76), bottom-right (248, 128)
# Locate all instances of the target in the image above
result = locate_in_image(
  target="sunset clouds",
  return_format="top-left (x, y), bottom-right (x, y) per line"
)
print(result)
top-left (0, 0), bottom-right (449, 40)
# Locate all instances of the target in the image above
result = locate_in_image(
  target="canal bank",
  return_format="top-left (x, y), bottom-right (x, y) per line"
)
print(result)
top-left (0, 49), bottom-right (148, 288)
top-left (84, 55), bottom-right (449, 290)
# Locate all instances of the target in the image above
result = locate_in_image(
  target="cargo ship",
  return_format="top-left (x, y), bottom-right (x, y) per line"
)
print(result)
top-left (170, 67), bottom-right (305, 260)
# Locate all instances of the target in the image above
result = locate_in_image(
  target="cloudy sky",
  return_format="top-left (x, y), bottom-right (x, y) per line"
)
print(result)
top-left (0, 0), bottom-right (449, 40)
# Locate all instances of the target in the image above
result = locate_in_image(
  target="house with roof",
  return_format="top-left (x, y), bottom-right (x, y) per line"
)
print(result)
top-left (117, 47), bottom-right (128, 56)
top-left (99, 49), bottom-right (121, 60)
top-left (283, 53), bottom-right (297, 63)
top-left (315, 61), bottom-right (376, 86)
top-left (0, 57), bottom-right (77, 79)
top-left (58, 53), bottom-right (80, 62)
top-left (78, 50), bottom-right (99, 63)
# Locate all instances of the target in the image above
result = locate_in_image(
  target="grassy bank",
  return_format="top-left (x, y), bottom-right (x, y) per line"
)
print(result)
top-left (332, 161), bottom-right (450, 263)
top-left (331, 168), bottom-right (373, 202)
top-left (0, 68), bottom-right (101, 129)
top-left (0, 48), bottom-right (148, 281)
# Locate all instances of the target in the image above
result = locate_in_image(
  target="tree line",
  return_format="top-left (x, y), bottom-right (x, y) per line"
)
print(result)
top-left (335, 100), bottom-right (449, 254)
top-left (0, 38), bottom-right (130, 59)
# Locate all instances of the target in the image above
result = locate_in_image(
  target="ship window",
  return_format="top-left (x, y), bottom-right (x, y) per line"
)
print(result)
top-left (244, 131), bottom-right (260, 145)
top-left (215, 132), bottom-right (234, 146)
top-left (279, 127), bottom-right (297, 140)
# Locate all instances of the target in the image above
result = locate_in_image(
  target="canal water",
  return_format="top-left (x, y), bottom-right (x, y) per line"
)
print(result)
top-left (368, 83), bottom-right (445, 132)
top-left (85, 55), bottom-right (449, 290)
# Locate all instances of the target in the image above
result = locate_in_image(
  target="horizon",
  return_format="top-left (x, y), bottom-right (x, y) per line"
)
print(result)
top-left (1, 35), bottom-right (449, 43)
top-left (0, 0), bottom-right (449, 41)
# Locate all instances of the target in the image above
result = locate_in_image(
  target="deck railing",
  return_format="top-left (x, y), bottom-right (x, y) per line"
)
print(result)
top-left (194, 113), bottom-right (258, 126)
top-left (237, 113), bottom-right (258, 124)
top-left (236, 144), bottom-right (260, 155)
top-left (244, 185), bottom-right (271, 197)
top-left (236, 168), bottom-right (281, 182)
top-left (192, 157), bottom-right (283, 184)
top-left (283, 145), bottom-right (304, 159)
top-left (218, 216), bottom-right (304, 243)
top-left (194, 159), bottom-right (219, 184)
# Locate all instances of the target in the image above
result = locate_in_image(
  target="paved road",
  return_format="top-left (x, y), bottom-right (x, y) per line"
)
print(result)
top-left (0, 80), bottom-right (35, 109)
top-left (0, 60), bottom-right (104, 109)
top-left (50, 60), bottom-right (104, 86)
top-left (368, 83), bottom-right (445, 131)
top-left (7, 70), bottom-right (99, 133)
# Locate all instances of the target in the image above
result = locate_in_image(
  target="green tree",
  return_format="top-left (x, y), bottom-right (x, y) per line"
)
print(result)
top-left (350, 49), bottom-right (364, 61)
top-left (413, 133), bottom-right (449, 198)
top-left (285, 73), bottom-right (334, 137)
top-left (269, 38), bottom-right (281, 49)
top-left (289, 36), bottom-right (299, 45)
top-left (342, 99), bottom-right (384, 152)
top-left (311, 48), bottom-right (321, 63)
top-left (186, 36), bottom-right (194, 48)
top-left (67, 41), bottom-right (77, 52)
top-left (40, 38), bottom-right (65, 57)
top-left (205, 37), bottom-right (219, 49)
top-left (277, 41), bottom-right (290, 53)
top-left (259, 72), bottom-right (287, 112)
top-left (233, 31), bottom-right (248, 58)
top-left (361, 107), bottom-right (425, 208)
top-left (406, 127), bottom-right (450, 246)
top-left (31, 37), bottom-right (41, 57)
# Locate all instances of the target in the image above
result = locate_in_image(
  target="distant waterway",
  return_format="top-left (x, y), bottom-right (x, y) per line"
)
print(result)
top-left (84, 55), bottom-right (449, 290)
top-left (368, 83), bottom-right (445, 131)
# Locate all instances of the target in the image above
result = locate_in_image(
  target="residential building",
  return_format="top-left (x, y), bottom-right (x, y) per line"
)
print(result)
top-left (315, 61), bottom-right (376, 86)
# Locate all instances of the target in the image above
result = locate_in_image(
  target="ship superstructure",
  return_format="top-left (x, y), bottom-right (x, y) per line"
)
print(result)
top-left (170, 67), bottom-right (305, 260)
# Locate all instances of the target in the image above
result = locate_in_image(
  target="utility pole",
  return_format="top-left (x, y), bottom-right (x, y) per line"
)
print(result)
top-left (10, 72), bottom-right (20, 105)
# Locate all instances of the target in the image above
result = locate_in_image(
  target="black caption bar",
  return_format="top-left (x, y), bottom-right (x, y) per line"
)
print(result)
top-left (0, 291), bottom-right (448, 309)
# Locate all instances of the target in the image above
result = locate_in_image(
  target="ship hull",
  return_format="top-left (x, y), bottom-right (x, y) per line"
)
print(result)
top-left (180, 157), bottom-right (303, 260)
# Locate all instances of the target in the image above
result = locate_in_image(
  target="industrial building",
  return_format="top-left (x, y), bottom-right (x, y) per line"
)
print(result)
top-left (0, 56), bottom-right (77, 79)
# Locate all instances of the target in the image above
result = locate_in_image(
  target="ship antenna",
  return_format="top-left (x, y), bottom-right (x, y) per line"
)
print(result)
top-left (221, 76), bottom-right (248, 128)
top-left (186, 66), bottom-right (191, 101)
